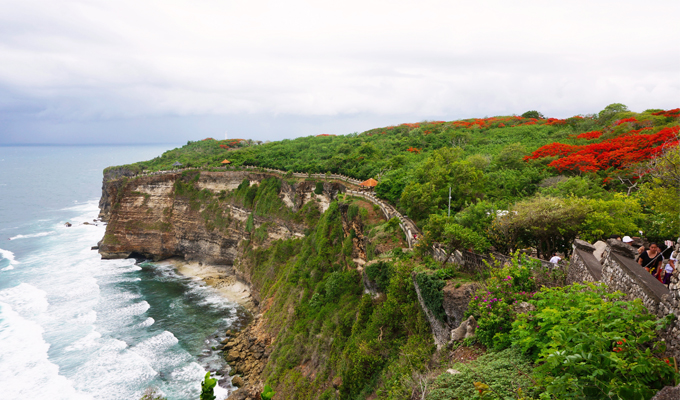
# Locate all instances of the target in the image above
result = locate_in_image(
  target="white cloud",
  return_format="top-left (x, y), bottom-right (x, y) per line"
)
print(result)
top-left (0, 0), bottom-right (678, 142)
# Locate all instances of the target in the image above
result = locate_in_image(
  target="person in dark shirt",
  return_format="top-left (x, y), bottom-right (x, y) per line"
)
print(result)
top-left (639, 243), bottom-right (663, 280)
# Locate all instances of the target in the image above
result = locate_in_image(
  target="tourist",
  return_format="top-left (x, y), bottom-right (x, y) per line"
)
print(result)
top-left (622, 236), bottom-right (634, 244)
top-left (663, 250), bottom-right (676, 286)
top-left (636, 246), bottom-right (646, 262)
top-left (638, 243), bottom-right (663, 279)
top-left (549, 253), bottom-right (561, 265)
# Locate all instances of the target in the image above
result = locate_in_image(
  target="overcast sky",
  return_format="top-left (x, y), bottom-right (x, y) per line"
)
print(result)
top-left (1, 0), bottom-right (678, 144)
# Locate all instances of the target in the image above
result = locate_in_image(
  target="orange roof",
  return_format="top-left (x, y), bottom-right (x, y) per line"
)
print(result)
top-left (359, 178), bottom-right (378, 187)
top-left (221, 159), bottom-right (231, 164)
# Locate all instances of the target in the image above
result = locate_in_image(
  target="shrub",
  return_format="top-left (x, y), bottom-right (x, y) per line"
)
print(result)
top-left (200, 372), bottom-right (217, 400)
top-left (511, 283), bottom-right (678, 399)
top-left (365, 261), bottom-right (392, 292)
top-left (314, 181), bottom-right (324, 195)
top-left (466, 253), bottom-right (538, 349)
top-left (261, 384), bottom-right (275, 400)
top-left (427, 348), bottom-right (538, 400)
top-left (415, 272), bottom-right (447, 322)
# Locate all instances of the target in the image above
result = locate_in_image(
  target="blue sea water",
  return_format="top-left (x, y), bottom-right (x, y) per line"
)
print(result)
top-left (0, 145), bottom-right (242, 400)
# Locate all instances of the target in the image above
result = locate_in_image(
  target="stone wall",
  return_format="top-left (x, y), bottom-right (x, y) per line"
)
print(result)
top-left (566, 239), bottom-right (601, 284)
top-left (568, 238), bottom-right (680, 357)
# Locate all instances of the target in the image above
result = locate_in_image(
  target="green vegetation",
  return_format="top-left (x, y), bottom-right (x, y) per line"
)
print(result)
top-left (511, 283), bottom-right (677, 399)
top-left (427, 348), bottom-right (538, 400)
top-left (236, 199), bottom-right (434, 399)
top-left (261, 384), bottom-right (275, 400)
top-left (110, 104), bottom-right (678, 399)
top-left (200, 372), bottom-right (217, 400)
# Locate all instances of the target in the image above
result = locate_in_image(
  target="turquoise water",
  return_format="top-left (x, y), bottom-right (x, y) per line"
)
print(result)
top-left (0, 145), bottom-right (243, 400)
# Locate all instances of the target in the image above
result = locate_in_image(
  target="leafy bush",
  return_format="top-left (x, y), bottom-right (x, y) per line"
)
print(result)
top-left (466, 253), bottom-right (538, 349)
top-left (365, 261), bottom-right (393, 292)
top-left (427, 348), bottom-right (538, 400)
top-left (415, 272), bottom-right (447, 321)
top-left (511, 283), bottom-right (678, 399)
top-left (261, 384), bottom-right (276, 400)
top-left (314, 181), bottom-right (324, 195)
top-left (200, 372), bottom-right (217, 400)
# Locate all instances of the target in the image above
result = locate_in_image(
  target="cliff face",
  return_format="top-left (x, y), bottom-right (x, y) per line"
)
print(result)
top-left (98, 170), bottom-right (344, 267)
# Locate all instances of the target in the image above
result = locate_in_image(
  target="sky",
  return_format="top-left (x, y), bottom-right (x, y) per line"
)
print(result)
top-left (0, 0), bottom-right (678, 144)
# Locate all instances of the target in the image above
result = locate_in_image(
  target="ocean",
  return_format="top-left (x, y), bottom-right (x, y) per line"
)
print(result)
top-left (0, 145), bottom-right (242, 400)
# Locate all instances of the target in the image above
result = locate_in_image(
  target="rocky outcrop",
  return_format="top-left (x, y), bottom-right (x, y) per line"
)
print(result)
top-left (338, 202), bottom-right (367, 263)
top-left (413, 275), bottom-right (481, 348)
top-left (443, 282), bottom-right (481, 329)
top-left (97, 171), bottom-right (340, 264)
top-left (223, 314), bottom-right (273, 400)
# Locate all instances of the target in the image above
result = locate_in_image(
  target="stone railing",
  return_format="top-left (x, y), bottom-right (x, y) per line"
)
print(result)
top-left (345, 189), bottom-right (420, 249)
top-left (135, 165), bottom-right (364, 186)
top-left (238, 166), bottom-right (363, 186)
top-left (568, 238), bottom-right (680, 357)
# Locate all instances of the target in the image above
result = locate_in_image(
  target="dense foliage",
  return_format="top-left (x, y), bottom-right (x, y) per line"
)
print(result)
top-left (427, 348), bottom-right (538, 400)
top-left (237, 198), bottom-right (434, 399)
top-left (511, 283), bottom-right (678, 399)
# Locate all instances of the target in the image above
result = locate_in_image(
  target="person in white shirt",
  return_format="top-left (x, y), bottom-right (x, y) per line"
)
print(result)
top-left (665, 251), bottom-right (677, 285)
top-left (549, 253), bottom-right (561, 265)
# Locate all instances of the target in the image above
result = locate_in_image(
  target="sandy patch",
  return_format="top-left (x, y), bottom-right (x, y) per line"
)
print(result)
top-left (171, 260), bottom-right (255, 311)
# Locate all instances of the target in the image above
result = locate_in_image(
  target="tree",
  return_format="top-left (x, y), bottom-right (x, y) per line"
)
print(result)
top-left (521, 110), bottom-right (544, 119)
top-left (400, 148), bottom-right (485, 222)
top-left (494, 196), bottom-right (589, 257)
top-left (420, 214), bottom-right (489, 265)
top-left (494, 143), bottom-right (527, 170)
top-left (598, 103), bottom-right (629, 124)
top-left (200, 372), bottom-right (217, 400)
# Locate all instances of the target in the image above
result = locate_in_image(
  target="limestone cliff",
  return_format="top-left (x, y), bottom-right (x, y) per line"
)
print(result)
top-left (98, 169), bottom-right (344, 270)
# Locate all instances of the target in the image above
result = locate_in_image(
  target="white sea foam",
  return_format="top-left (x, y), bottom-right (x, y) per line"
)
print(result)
top-left (65, 330), bottom-right (102, 352)
top-left (71, 338), bottom-right (158, 400)
top-left (0, 303), bottom-right (93, 400)
top-left (131, 331), bottom-right (182, 366)
top-left (110, 301), bottom-right (150, 320)
top-left (0, 283), bottom-right (49, 316)
top-left (135, 317), bottom-right (155, 328)
top-left (9, 230), bottom-right (56, 240)
top-left (0, 248), bottom-right (19, 271)
top-left (74, 310), bottom-right (97, 325)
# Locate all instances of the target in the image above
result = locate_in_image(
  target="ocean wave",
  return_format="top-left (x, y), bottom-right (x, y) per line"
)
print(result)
top-left (0, 283), bottom-right (49, 316)
top-left (65, 330), bottom-right (103, 352)
top-left (60, 200), bottom-right (100, 213)
top-left (70, 337), bottom-right (158, 400)
top-left (9, 230), bottom-right (56, 240)
top-left (0, 248), bottom-right (19, 271)
top-left (0, 302), bottom-right (93, 400)
top-left (135, 317), bottom-right (155, 328)
top-left (130, 331), bottom-right (192, 372)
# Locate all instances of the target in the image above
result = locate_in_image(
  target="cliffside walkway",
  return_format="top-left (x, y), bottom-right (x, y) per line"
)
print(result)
top-left (134, 165), bottom-right (420, 249)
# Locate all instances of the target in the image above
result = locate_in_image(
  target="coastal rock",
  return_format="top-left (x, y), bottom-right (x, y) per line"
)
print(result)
top-left (231, 376), bottom-right (245, 388)
top-left (226, 349), bottom-right (241, 362)
top-left (514, 301), bottom-right (536, 314)
top-left (65, 222), bottom-right (72, 227)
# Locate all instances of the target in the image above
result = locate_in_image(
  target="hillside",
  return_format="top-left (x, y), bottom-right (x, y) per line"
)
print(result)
top-left (100, 104), bottom-right (680, 400)
top-left (112, 104), bottom-right (679, 247)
